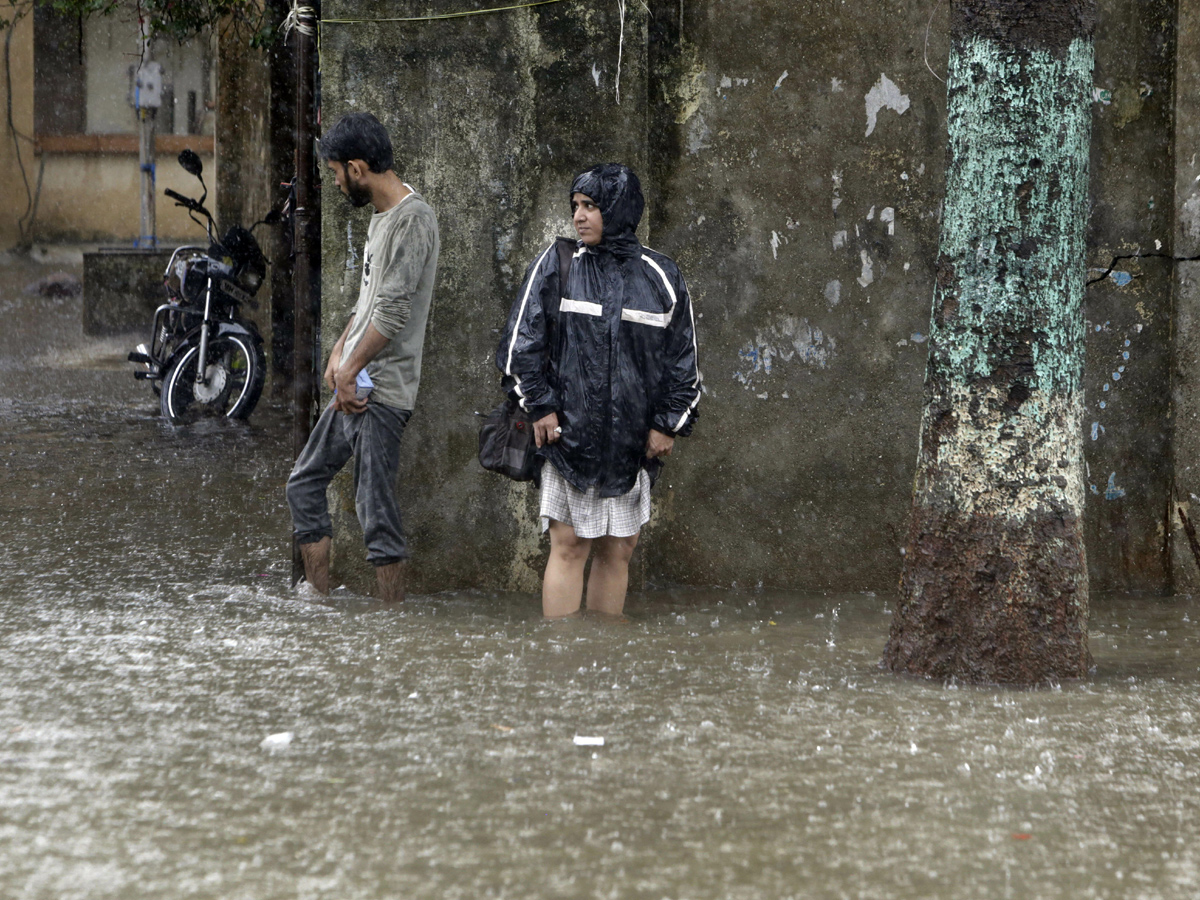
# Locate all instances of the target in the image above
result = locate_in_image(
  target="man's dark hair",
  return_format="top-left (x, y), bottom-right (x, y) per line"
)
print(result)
top-left (319, 112), bottom-right (395, 173)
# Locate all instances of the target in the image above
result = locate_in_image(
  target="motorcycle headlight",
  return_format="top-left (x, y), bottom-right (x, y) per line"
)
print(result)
top-left (167, 258), bottom-right (188, 296)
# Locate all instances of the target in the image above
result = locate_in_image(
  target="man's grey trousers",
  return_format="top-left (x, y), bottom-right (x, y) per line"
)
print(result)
top-left (286, 401), bottom-right (413, 566)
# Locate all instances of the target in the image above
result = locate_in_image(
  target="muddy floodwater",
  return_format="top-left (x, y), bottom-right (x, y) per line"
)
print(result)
top-left (3, 257), bottom-right (1200, 899)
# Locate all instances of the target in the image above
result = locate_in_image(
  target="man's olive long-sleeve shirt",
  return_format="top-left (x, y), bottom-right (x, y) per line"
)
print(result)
top-left (342, 187), bottom-right (440, 410)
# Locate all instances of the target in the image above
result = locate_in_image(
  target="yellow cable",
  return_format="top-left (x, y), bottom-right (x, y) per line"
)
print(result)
top-left (324, 0), bottom-right (572, 24)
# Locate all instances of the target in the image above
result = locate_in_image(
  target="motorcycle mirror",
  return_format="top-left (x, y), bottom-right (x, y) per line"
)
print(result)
top-left (250, 209), bottom-right (284, 233)
top-left (178, 149), bottom-right (204, 178)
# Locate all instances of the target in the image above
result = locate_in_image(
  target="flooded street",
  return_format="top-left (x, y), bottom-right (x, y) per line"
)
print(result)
top-left (3, 256), bottom-right (1200, 899)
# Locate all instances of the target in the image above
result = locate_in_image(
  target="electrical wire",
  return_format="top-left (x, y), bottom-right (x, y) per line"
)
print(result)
top-left (5, 15), bottom-right (39, 246)
top-left (1088, 251), bottom-right (1200, 286)
top-left (322, 0), bottom-right (573, 25)
top-left (924, 0), bottom-right (946, 85)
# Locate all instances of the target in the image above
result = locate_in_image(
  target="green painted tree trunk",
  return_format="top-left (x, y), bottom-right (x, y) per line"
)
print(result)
top-left (882, 0), bottom-right (1096, 684)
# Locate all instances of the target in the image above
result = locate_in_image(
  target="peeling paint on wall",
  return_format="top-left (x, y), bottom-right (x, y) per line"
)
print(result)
top-left (1183, 194), bottom-right (1200, 242)
top-left (669, 52), bottom-right (707, 126)
top-left (345, 221), bottom-right (358, 271)
top-left (1105, 472), bottom-right (1126, 500)
top-left (735, 316), bottom-right (836, 389)
top-left (864, 73), bottom-right (911, 137)
top-left (880, 207), bottom-right (895, 235)
top-left (825, 280), bottom-right (842, 307)
top-left (857, 250), bottom-right (875, 287)
top-left (687, 112), bottom-right (712, 155)
top-left (770, 230), bottom-right (783, 259)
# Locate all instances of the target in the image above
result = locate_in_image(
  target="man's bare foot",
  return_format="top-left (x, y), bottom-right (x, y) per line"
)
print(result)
top-left (299, 536), bottom-right (331, 594)
top-left (376, 560), bottom-right (406, 604)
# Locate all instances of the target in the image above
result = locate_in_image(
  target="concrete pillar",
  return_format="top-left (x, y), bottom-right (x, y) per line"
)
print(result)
top-left (215, 24), bottom-right (271, 233)
top-left (214, 21), bottom-right (273, 357)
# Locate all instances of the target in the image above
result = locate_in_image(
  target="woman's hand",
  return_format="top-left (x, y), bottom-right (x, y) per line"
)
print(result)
top-left (533, 412), bottom-right (562, 448)
top-left (645, 429), bottom-right (675, 459)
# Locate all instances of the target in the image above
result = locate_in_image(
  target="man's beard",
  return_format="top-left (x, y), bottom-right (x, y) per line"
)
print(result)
top-left (344, 177), bottom-right (372, 208)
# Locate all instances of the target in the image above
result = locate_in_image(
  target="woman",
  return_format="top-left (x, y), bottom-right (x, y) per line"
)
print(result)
top-left (497, 163), bottom-right (701, 617)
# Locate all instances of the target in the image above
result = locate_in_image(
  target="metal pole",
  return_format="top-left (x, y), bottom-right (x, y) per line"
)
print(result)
top-left (138, 107), bottom-right (156, 248)
top-left (291, 4), bottom-right (320, 586)
top-left (134, 18), bottom-right (157, 249)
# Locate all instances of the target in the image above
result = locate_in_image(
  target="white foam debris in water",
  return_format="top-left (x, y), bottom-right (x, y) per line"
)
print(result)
top-left (573, 735), bottom-right (604, 746)
top-left (260, 732), bottom-right (294, 753)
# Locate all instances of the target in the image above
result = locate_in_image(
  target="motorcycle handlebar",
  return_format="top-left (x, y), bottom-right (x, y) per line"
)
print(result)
top-left (165, 188), bottom-right (216, 240)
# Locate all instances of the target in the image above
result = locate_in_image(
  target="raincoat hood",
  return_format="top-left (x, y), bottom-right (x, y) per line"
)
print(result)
top-left (570, 164), bottom-right (643, 259)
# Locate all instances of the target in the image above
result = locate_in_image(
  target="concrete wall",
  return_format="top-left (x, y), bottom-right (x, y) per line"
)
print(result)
top-left (640, 2), bottom-right (947, 592)
top-left (1085, 0), bottom-right (1178, 593)
top-left (320, 0), bottom-right (650, 593)
top-left (26, 149), bottom-right (217, 244)
top-left (318, 0), bottom-right (1193, 596)
top-left (1171, 0), bottom-right (1200, 591)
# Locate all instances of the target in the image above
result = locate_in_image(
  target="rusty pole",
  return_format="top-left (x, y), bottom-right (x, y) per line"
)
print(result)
top-left (291, 4), bottom-right (320, 586)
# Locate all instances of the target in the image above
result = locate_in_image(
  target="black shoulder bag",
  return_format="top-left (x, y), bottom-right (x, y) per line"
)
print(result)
top-left (478, 238), bottom-right (575, 481)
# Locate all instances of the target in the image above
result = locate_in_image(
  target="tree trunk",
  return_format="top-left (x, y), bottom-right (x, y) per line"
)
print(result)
top-left (882, 0), bottom-right (1096, 685)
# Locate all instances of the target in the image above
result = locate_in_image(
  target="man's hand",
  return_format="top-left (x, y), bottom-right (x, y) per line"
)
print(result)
top-left (646, 429), bottom-right (675, 459)
top-left (323, 348), bottom-right (342, 393)
top-left (324, 315), bottom-right (352, 393)
top-left (332, 365), bottom-right (368, 414)
top-left (533, 412), bottom-right (562, 448)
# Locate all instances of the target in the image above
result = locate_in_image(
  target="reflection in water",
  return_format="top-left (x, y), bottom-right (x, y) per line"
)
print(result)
top-left (3, 265), bottom-right (1199, 898)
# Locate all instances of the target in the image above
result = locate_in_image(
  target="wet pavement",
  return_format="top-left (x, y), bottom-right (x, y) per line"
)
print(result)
top-left (2, 255), bottom-right (1199, 899)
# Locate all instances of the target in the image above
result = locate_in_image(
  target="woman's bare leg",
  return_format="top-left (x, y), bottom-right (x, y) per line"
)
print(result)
top-left (543, 519), bottom-right (592, 617)
top-left (585, 533), bottom-right (639, 617)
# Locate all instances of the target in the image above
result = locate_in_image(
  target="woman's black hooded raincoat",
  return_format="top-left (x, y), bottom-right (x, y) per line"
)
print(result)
top-left (496, 164), bottom-right (701, 497)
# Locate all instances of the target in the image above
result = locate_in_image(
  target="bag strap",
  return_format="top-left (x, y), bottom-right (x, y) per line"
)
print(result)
top-left (554, 236), bottom-right (575, 300)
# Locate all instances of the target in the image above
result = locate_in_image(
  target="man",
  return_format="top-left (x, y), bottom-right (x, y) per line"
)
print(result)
top-left (286, 112), bottom-right (439, 603)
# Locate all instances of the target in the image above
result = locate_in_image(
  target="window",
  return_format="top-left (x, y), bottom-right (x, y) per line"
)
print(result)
top-left (34, 3), bottom-right (215, 149)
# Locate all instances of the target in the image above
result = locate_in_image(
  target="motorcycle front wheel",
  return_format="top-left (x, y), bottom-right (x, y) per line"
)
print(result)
top-left (160, 333), bottom-right (265, 422)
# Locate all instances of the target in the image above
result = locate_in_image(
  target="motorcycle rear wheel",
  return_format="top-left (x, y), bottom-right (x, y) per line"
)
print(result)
top-left (160, 333), bottom-right (265, 423)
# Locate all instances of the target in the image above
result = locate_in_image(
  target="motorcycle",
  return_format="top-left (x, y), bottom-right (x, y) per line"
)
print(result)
top-left (128, 149), bottom-right (280, 422)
